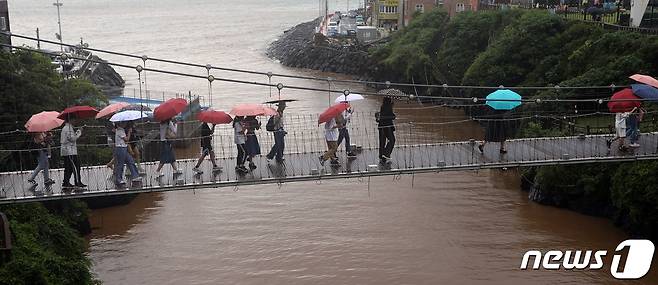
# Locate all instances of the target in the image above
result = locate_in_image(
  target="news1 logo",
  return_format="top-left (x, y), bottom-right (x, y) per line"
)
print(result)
top-left (520, 239), bottom-right (655, 279)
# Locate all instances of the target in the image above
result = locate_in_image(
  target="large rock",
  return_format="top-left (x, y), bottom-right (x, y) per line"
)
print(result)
top-left (267, 18), bottom-right (373, 76)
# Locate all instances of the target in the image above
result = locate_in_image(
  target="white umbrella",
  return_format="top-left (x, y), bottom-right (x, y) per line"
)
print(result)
top-left (334, 93), bottom-right (364, 103)
top-left (110, 110), bottom-right (150, 122)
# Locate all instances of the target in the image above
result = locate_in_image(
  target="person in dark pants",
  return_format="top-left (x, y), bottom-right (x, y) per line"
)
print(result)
top-left (244, 116), bottom-right (261, 169)
top-left (336, 106), bottom-right (357, 158)
top-left (192, 122), bottom-right (220, 174)
top-left (233, 116), bottom-right (248, 173)
top-left (60, 115), bottom-right (85, 189)
top-left (478, 108), bottom-right (509, 154)
top-left (266, 102), bottom-right (286, 163)
top-left (376, 97), bottom-right (396, 162)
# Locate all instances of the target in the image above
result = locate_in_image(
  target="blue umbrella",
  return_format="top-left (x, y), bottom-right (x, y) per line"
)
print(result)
top-left (631, 84), bottom-right (658, 102)
top-left (486, 89), bottom-right (522, 110)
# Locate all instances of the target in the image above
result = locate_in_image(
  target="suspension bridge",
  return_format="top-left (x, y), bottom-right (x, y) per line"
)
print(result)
top-left (1, 32), bottom-right (658, 204)
top-left (1, 114), bottom-right (657, 204)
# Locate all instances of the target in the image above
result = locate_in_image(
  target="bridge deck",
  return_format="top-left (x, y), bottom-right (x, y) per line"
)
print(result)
top-left (1, 133), bottom-right (657, 204)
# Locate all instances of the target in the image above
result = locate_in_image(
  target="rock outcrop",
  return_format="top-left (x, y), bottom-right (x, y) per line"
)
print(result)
top-left (267, 18), bottom-right (374, 76)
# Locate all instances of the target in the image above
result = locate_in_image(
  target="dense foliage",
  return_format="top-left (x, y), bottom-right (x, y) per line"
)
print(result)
top-left (0, 50), bottom-right (109, 172)
top-left (372, 8), bottom-right (658, 239)
top-left (0, 50), bottom-right (100, 283)
top-left (0, 202), bottom-right (94, 285)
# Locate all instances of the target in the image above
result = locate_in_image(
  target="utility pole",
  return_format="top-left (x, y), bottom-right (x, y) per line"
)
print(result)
top-left (53, 0), bottom-right (63, 52)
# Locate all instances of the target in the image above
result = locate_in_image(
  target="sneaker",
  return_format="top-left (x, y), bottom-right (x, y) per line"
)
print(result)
top-left (75, 183), bottom-right (87, 188)
top-left (330, 159), bottom-right (340, 165)
top-left (347, 152), bottom-right (357, 158)
top-left (276, 157), bottom-right (285, 163)
top-left (266, 156), bottom-right (273, 163)
top-left (44, 179), bottom-right (55, 185)
top-left (248, 162), bottom-right (257, 170)
top-left (319, 156), bottom-right (325, 166)
top-left (156, 172), bottom-right (165, 178)
top-left (606, 139), bottom-right (612, 149)
top-left (27, 179), bottom-right (36, 184)
top-left (212, 166), bottom-right (223, 171)
top-left (131, 177), bottom-right (143, 183)
top-left (235, 166), bottom-right (248, 173)
top-left (193, 167), bottom-right (203, 174)
top-left (380, 155), bottom-right (391, 161)
top-left (629, 143), bottom-right (640, 148)
top-left (62, 183), bottom-right (75, 189)
top-left (116, 180), bottom-right (127, 185)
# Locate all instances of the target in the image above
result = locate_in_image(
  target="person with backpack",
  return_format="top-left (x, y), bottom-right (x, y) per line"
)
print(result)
top-left (265, 102), bottom-right (286, 163)
top-left (244, 116), bottom-right (261, 170)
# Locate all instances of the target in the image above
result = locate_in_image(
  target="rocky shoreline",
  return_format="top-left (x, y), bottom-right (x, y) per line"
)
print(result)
top-left (267, 18), bottom-right (375, 76)
top-left (83, 55), bottom-right (125, 97)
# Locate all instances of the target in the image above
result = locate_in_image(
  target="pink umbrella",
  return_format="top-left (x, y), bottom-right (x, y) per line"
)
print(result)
top-left (25, 111), bottom-right (64, 132)
top-left (95, 102), bottom-right (130, 119)
top-left (629, 74), bottom-right (658, 89)
top-left (230, 104), bottom-right (277, 116)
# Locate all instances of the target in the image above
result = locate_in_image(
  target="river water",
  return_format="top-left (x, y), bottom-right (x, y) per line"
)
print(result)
top-left (9, 0), bottom-right (658, 284)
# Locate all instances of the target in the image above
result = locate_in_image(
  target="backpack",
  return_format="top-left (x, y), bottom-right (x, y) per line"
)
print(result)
top-left (266, 116), bottom-right (277, 132)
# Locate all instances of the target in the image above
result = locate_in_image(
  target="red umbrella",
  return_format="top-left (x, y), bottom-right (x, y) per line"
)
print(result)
top-left (25, 111), bottom-right (64, 132)
top-left (154, 98), bottom-right (188, 122)
top-left (197, 110), bottom-right (233, 124)
top-left (629, 74), bottom-right (658, 89)
top-left (95, 102), bottom-right (130, 119)
top-left (229, 104), bottom-right (276, 116)
top-left (58, 106), bottom-right (99, 120)
top-left (608, 88), bottom-right (641, 113)
top-left (318, 103), bottom-right (350, 124)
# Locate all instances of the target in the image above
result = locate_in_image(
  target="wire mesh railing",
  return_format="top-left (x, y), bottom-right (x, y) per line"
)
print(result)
top-left (1, 108), bottom-right (657, 204)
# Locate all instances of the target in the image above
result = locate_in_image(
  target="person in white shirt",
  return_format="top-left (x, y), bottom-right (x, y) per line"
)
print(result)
top-left (60, 115), bottom-right (85, 188)
top-left (319, 115), bottom-right (340, 166)
top-left (233, 116), bottom-right (248, 173)
top-left (155, 119), bottom-right (182, 178)
top-left (114, 122), bottom-right (141, 185)
top-left (607, 110), bottom-right (631, 151)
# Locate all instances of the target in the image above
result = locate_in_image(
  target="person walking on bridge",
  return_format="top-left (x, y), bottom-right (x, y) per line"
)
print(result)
top-left (266, 102), bottom-right (287, 163)
top-left (155, 119), bottom-right (182, 178)
top-left (319, 114), bottom-right (341, 166)
top-left (114, 122), bottom-right (141, 186)
top-left (376, 97), bottom-right (396, 163)
top-left (192, 122), bottom-right (221, 174)
top-left (60, 115), bottom-right (86, 189)
top-left (27, 131), bottom-right (55, 188)
top-left (233, 116), bottom-right (249, 173)
top-left (478, 109), bottom-right (509, 154)
top-left (336, 106), bottom-right (357, 158)
top-left (244, 116), bottom-right (261, 170)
